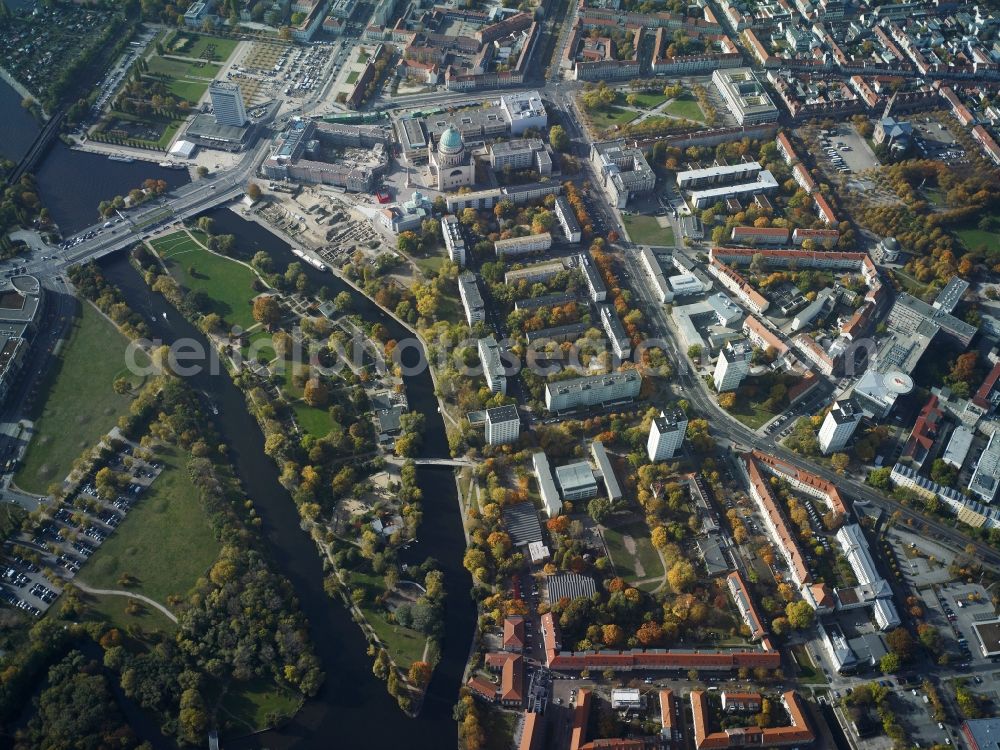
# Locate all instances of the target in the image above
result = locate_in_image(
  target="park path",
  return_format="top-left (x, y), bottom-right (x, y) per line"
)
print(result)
top-left (73, 580), bottom-right (179, 624)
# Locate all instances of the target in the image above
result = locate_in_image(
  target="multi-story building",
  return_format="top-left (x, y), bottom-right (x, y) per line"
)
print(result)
top-left (713, 339), bottom-right (752, 392)
top-left (818, 399), bottom-right (862, 454)
top-left (677, 162), bottom-right (762, 189)
top-left (888, 293), bottom-right (977, 347)
top-left (591, 441), bottom-right (622, 501)
top-left (590, 140), bottom-right (656, 208)
top-left (687, 170), bottom-right (779, 209)
top-left (488, 139), bottom-right (552, 175)
top-left (554, 195), bottom-right (582, 243)
top-left (478, 335), bottom-right (508, 394)
top-left (545, 370), bottom-right (642, 412)
top-left (970, 430), bottom-right (1000, 504)
top-left (504, 260), bottom-right (565, 285)
top-left (555, 462), bottom-right (598, 501)
top-left (485, 404), bottom-right (520, 445)
top-left (711, 68), bottom-right (779, 125)
top-left (499, 91), bottom-right (547, 135)
top-left (647, 408), bottom-right (688, 461)
top-left (441, 214), bottom-right (466, 266)
top-left (458, 272), bottom-right (485, 326)
top-left (494, 232), bottom-right (552, 258)
top-left (209, 81), bottom-right (248, 127)
top-left (533, 451), bottom-right (561, 517)
top-left (599, 305), bottom-right (631, 360)
top-left (579, 253), bottom-right (607, 303)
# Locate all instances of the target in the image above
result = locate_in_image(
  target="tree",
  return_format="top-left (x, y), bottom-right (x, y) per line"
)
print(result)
top-left (253, 295), bottom-right (282, 326)
top-left (113, 377), bottom-right (131, 395)
top-left (588, 496), bottom-right (611, 524)
top-left (196, 165), bottom-right (209, 177)
top-left (549, 124), bottom-right (570, 152)
top-left (880, 652), bottom-right (901, 674)
top-left (868, 467), bottom-right (892, 489)
top-left (718, 392), bottom-right (737, 410)
top-left (667, 560), bottom-right (696, 593)
top-left (246, 181), bottom-right (261, 201)
top-left (830, 453), bottom-right (850, 473)
top-left (408, 661), bottom-right (432, 688)
top-left (785, 600), bottom-right (814, 629)
top-left (602, 623), bottom-right (624, 646)
top-left (304, 379), bottom-right (329, 407)
top-left (886, 627), bottom-right (916, 661)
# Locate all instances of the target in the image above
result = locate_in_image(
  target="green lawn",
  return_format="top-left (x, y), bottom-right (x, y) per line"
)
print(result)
top-left (153, 230), bottom-right (259, 330)
top-left (69, 590), bottom-right (178, 634)
top-left (166, 77), bottom-right (210, 104)
top-left (956, 226), bottom-right (1000, 258)
top-left (623, 214), bottom-right (674, 246)
top-left (891, 268), bottom-right (932, 299)
top-left (665, 93), bottom-right (705, 121)
top-left (180, 33), bottom-right (240, 63)
top-left (727, 394), bottom-right (780, 430)
top-left (16, 304), bottom-right (144, 494)
top-left (79, 445), bottom-right (221, 606)
top-left (241, 329), bottom-right (275, 363)
top-left (146, 55), bottom-right (222, 80)
top-left (629, 91), bottom-right (668, 109)
top-left (291, 401), bottom-right (338, 439)
top-left (217, 677), bottom-right (303, 734)
top-left (602, 521), bottom-right (664, 584)
top-left (346, 70), bottom-right (360, 85)
top-left (791, 644), bottom-right (827, 685)
top-left (357, 50), bottom-right (370, 64)
top-left (588, 106), bottom-right (638, 132)
top-left (414, 252), bottom-right (447, 277)
top-left (351, 569), bottom-right (427, 668)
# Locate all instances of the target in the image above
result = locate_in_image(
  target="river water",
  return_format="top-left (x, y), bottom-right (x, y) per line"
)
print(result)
top-left (2, 70), bottom-right (473, 747)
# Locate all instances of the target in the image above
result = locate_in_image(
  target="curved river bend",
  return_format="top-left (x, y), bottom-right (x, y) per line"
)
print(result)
top-left (99, 207), bottom-right (474, 749)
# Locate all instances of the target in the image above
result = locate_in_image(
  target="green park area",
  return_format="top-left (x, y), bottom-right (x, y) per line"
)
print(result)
top-left (346, 70), bottom-right (360, 85)
top-left (623, 214), bottom-right (674, 246)
top-left (628, 91), bottom-right (668, 109)
top-left (357, 50), bottom-right (370, 64)
top-left (291, 401), bottom-right (338, 439)
top-left (165, 31), bottom-right (239, 63)
top-left (350, 569), bottom-right (427, 668)
top-left (602, 521), bottom-right (664, 588)
top-left (70, 590), bottom-right (178, 634)
top-left (664, 92), bottom-right (705, 121)
top-left (152, 230), bottom-right (259, 330)
top-left (216, 677), bottom-right (303, 734)
top-left (15, 304), bottom-right (146, 494)
top-left (726, 391), bottom-right (781, 430)
top-left (956, 224), bottom-right (1000, 258)
top-left (146, 54), bottom-right (222, 82)
top-left (79, 446), bottom-right (222, 606)
top-left (588, 105), bottom-right (638, 132)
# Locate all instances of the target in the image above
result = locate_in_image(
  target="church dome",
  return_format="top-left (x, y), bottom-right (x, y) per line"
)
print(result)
top-left (438, 126), bottom-right (464, 155)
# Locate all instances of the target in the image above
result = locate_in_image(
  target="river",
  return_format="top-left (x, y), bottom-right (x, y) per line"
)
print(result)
top-left (99, 205), bottom-right (474, 749)
top-left (0, 80), bottom-right (189, 234)
top-left (2, 69), bottom-right (473, 746)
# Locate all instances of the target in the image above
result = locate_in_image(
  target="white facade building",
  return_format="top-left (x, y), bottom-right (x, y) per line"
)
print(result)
top-left (458, 272), bottom-right (485, 326)
top-left (485, 404), bottom-right (520, 445)
top-left (818, 399), bottom-right (862, 454)
top-left (441, 214), bottom-right (466, 266)
top-left (209, 81), bottom-right (248, 127)
top-left (713, 339), bottom-right (752, 393)
top-left (647, 408), bottom-right (687, 461)
top-left (533, 451), bottom-right (562, 516)
top-left (478, 335), bottom-right (508, 394)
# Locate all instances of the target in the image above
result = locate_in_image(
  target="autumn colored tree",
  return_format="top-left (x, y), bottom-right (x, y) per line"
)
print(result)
top-left (408, 661), bottom-right (433, 688)
top-left (546, 515), bottom-right (570, 535)
top-left (253, 295), bottom-right (282, 326)
top-left (718, 392), bottom-right (737, 410)
top-left (602, 623), bottom-right (624, 647)
top-left (303, 379), bottom-right (329, 407)
top-left (636, 620), bottom-right (664, 646)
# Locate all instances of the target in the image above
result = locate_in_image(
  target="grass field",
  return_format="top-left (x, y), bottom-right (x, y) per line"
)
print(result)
top-left (79, 446), bottom-right (221, 606)
top-left (70, 590), bottom-right (178, 634)
top-left (629, 91), bottom-right (668, 109)
top-left (166, 78), bottom-right (210, 103)
top-left (153, 231), bottom-right (259, 330)
top-left (217, 677), bottom-right (303, 734)
top-left (414, 252), bottom-right (447, 277)
top-left (346, 70), bottom-right (360, 85)
top-left (242, 329), bottom-right (276, 363)
top-left (665, 93), bottom-right (705, 121)
top-left (891, 268), bottom-right (933, 299)
top-left (351, 569), bottom-right (426, 668)
top-left (603, 521), bottom-right (664, 584)
top-left (16, 304), bottom-right (144, 494)
top-left (727, 392), bottom-right (780, 430)
top-left (791, 644), bottom-right (827, 685)
top-left (146, 55), bottom-right (222, 80)
top-left (291, 401), bottom-right (338, 439)
top-left (173, 33), bottom-right (239, 63)
top-left (357, 50), bottom-right (370, 64)
top-left (588, 106), bottom-right (638, 132)
top-left (957, 225), bottom-right (1000, 258)
top-left (623, 214), bottom-right (674, 246)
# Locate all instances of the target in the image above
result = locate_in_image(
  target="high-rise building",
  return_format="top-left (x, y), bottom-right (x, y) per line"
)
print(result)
top-left (441, 214), bottom-right (466, 266)
top-left (209, 81), bottom-right (248, 127)
top-left (545, 371), bottom-right (641, 412)
top-left (485, 405), bottom-right (520, 445)
top-left (478, 335), bottom-right (507, 395)
top-left (818, 399), bottom-right (862, 454)
top-left (647, 409), bottom-right (688, 461)
top-left (713, 340), bottom-right (752, 393)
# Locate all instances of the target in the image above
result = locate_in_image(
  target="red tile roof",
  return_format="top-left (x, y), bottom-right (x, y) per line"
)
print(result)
top-left (467, 676), bottom-right (496, 701)
top-left (750, 449), bottom-right (848, 515)
top-left (973, 361), bottom-right (1000, 409)
top-left (519, 711), bottom-right (543, 750)
top-left (692, 690), bottom-right (815, 749)
top-left (902, 395), bottom-right (944, 465)
top-left (504, 616), bottom-right (526, 651)
top-left (814, 193), bottom-right (838, 225)
top-left (744, 456), bottom-right (812, 585)
top-left (501, 654), bottom-right (524, 704)
top-left (742, 314), bottom-right (789, 356)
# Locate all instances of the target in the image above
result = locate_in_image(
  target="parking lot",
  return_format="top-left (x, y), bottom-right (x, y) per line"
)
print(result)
top-left (1, 441), bottom-right (161, 617)
top-left (820, 126), bottom-right (881, 174)
top-left (912, 118), bottom-right (967, 163)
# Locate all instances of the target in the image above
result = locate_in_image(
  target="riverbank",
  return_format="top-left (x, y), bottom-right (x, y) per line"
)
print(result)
top-left (0, 64), bottom-right (44, 118)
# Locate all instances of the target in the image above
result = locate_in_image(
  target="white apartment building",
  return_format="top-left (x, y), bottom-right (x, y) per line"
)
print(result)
top-left (599, 305), bottom-right (631, 360)
top-left (458, 272), bottom-right (485, 326)
top-left (714, 339), bottom-right (752, 392)
top-left (554, 195), bottom-right (582, 243)
top-left (478, 335), bottom-right (507, 394)
top-left (647, 408), bottom-right (688, 461)
top-left (485, 404), bottom-right (520, 445)
top-left (441, 214), bottom-right (466, 266)
top-left (209, 81), bottom-right (248, 127)
top-left (545, 370), bottom-right (642, 412)
top-left (818, 399), bottom-right (862, 454)
top-left (494, 232), bottom-right (552, 258)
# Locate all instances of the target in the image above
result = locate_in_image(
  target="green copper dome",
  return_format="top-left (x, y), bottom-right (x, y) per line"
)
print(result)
top-left (439, 126), bottom-right (463, 153)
